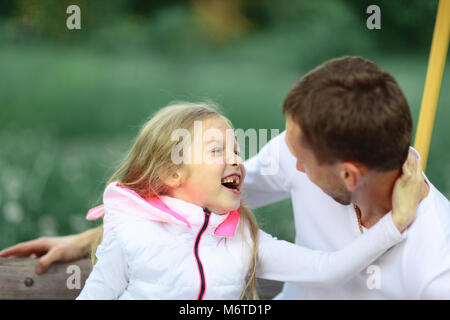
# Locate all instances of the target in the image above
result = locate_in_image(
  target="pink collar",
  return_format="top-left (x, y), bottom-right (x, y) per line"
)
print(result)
top-left (86, 182), bottom-right (240, 238)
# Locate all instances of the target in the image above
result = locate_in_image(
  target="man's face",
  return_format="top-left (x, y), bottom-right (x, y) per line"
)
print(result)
top-left (285, 117), bottom-right (352, 205)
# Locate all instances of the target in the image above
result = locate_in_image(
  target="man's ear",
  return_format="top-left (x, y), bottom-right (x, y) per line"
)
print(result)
top-left (340, 162), bottom-right (366, 192)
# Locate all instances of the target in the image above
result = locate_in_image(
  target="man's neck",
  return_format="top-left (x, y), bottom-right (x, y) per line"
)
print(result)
top-left (353, 169), bottom-right (401, 229)
top-left (354, 169), bottom-right (430, 229)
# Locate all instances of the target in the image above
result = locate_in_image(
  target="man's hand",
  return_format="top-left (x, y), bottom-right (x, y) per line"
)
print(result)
top-left (0, 227), bottom-right (102, 274)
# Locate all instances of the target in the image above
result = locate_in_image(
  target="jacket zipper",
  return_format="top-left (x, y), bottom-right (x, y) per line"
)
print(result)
top-left (194, 208), bottom-right (211, 300)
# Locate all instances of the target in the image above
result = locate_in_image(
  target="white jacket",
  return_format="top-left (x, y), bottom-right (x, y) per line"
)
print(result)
top-left (77, 182), bottom-right (405, 300)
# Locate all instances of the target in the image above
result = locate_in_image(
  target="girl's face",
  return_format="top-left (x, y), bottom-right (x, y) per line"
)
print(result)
top-left (169, 117), bottom-right (245, 215)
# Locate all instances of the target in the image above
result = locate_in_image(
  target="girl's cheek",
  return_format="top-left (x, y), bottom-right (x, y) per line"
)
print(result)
top-left (240, 164), bottom-right (246, 180)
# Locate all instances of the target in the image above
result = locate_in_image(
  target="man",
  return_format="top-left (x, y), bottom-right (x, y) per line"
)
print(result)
top-left (243, 56), bottom-right (450, 299)
top-left (2, 56), bottom-right (449, 298)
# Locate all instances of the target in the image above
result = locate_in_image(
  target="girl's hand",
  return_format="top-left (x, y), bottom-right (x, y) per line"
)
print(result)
top-left (391, 150), bottom-right (425, 233)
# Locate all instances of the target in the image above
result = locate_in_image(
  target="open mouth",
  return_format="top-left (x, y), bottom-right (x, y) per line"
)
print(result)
top-left (221, 174), bottom-right (241, 192)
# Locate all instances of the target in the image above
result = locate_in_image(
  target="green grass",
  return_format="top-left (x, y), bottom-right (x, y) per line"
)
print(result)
top-left (0, 41), bottom-right (449, 249)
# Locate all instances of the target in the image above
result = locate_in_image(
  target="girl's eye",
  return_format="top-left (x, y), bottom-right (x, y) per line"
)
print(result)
top-left (212, 148), bottom-right (223, 154)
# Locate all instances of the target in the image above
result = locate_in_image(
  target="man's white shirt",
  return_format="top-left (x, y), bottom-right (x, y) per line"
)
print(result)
top-left (243, 131), bottom-right (450, 299)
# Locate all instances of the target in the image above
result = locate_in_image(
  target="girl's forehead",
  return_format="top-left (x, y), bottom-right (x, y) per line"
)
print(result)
top-left (198, 118), bottom-right (237, 147)
top-left (202, 117), bottom-right (233, 130)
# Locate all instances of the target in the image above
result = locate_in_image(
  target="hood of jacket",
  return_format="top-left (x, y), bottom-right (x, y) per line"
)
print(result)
top-left (86, 182), bottom-right (240, 237)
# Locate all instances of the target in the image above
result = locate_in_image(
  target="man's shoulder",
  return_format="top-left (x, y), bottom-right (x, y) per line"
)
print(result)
top-left (271, 131), bottom-right (310, 184)
top-left (402, 181), bottom-right (450, 265)
top-left (411, 181), bottom-right (450, 240)
top-left (392, 182), bottom-right (450, 296)
top-left (244, 130), bottom-right (307, 189)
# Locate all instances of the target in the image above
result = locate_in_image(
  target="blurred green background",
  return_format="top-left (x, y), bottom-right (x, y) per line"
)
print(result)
top-left (0, 0), bottom-right (449, 249)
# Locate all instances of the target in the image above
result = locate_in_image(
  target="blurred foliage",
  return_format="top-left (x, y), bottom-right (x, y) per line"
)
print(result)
top-left (0, 0), bottom-right (448, 248)
top-left (0, 1), bottom-right (438, 50)
top-left (344, 0), bottom-right (437, 51)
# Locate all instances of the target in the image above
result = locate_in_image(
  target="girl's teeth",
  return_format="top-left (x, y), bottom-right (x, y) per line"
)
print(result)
top-left (223, 178), bottom-right (239, 184)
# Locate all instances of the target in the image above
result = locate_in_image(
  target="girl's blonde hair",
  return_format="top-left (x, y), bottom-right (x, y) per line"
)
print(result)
top-left (91, 102), bottom-right (259, 299)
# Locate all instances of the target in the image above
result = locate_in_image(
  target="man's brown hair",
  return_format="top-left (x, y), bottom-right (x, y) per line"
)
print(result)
top-left (282, 56), bottom-right (412, 171)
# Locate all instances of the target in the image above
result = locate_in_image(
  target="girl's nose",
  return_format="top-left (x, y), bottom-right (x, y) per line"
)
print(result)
top-left (227, 151), bottom-right (243, 166)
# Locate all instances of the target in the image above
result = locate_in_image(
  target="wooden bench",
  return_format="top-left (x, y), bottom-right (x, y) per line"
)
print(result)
top-left (0, 257), bottom-right (283, 299)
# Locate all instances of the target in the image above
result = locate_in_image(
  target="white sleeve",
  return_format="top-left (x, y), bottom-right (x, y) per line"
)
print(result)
top-left (76, 229), bottom-right (129, 300)
top-left (419, 268), bottom-right (450, 299)
top-left (256, 212), bottom-right (406, 288)
top-left (243, 131), bottom-right (295, 209)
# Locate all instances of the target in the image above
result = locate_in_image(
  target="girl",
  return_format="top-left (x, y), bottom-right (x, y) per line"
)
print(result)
top-left (77, 102), bottom-right (422, 300)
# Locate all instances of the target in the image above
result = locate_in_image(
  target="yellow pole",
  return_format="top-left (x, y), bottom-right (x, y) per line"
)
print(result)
top-left (414, 0), bottom-right (450, 170)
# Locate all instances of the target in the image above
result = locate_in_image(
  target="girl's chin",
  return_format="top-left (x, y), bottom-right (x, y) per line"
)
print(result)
top-left (213, 202), bottom-right (240, 215)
